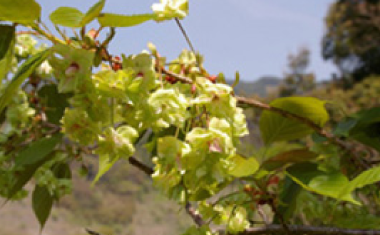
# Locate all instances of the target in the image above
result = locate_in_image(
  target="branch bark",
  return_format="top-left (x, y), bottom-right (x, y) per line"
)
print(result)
top-left (219, 224), bottom-right (380, 235)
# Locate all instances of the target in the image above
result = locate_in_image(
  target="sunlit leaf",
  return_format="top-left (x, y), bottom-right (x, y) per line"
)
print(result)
top-left (339, 165), bottom-right (380, 199)
top-left (228, 155), bottom-right (259, 177)
top-left (286, 163), bottom-right (360, 205)
top-left (92, 154), bottom-right (119, 186)
top-left (259, 97), bottom-right (329, 144)
top-left (81, 0), bottom-right (106, 25)
top-left (50, 7), bottom-right (84, 28)
top-left (0, 0), bottom-right (41, 25)
top-left (98, 13), bottom-right (155, 27)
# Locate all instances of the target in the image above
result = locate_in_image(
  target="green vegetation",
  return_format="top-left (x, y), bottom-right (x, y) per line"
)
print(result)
top-left (1, 0), bottom-right (380, 235)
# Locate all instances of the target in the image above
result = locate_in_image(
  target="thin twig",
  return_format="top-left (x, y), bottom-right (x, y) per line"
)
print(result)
top-left (174, 18), bottom-right (200, 67)
top-left (235, 96), bottom-right (371, 171)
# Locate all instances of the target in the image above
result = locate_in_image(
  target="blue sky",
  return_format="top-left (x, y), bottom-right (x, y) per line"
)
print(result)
top-left (37, 0), bottom-right (336, 81)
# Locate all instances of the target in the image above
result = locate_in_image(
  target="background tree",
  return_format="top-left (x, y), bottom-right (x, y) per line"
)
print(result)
top-left (323, 0), bottom-right (380, 84)
top-left (278, 47), bottom-right (316, 97)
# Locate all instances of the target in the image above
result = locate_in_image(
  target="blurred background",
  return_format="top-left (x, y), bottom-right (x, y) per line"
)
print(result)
top-left (3, 0), bottom-right (380, 234)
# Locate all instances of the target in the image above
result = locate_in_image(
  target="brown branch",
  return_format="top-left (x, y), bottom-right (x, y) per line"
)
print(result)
top-left (128, 156), bottom-right (154, 175)
top-left (185, 202), bottom-right (205, 227)
top-left (218, 224), bottom-right (380, 235)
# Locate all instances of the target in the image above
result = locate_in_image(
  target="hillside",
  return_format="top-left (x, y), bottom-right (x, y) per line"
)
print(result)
top-left (229, 76), bottom-right (281, 97)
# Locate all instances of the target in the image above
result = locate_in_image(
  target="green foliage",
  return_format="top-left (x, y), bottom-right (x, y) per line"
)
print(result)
top-left (227, 155), bottom-right (259, 177)
top-left (0, 25), bottom-right (15, 82)
top-left (98, 13), bottom-right (155, 27)
top-left (0, 0), bottom-right (380, 234)
top-left (259, 97), bottom-right (329, 144)
top-left (287, 163), bottom-right (359, 205)
top-left (0, 0), bottom-right (41, 25)
top-left (0, 49), bottom-right (50, 113)
top-left (50, 0), bottom-right (105, 27)
top-left (32, 185), bottom-right (53, 230)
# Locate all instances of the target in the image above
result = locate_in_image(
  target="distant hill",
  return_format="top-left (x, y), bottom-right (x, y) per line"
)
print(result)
top-left (227, 76), bottom-right (281, 97)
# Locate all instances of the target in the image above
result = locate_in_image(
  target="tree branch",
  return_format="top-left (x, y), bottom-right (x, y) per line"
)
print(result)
top-left (219, 224), bottom-right (380, 235)
top-left (235, 96), bottom-right (371, 171)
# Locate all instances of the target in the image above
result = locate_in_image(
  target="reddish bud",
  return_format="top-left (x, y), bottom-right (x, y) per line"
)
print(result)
top-left (112, 63), bottom-right (122, 71)
top-left (267, 176), bottom-right (280, 186)
top-left (191, 84), bottom-right (197, 94)
top-left (165, 76), bottom-right (177, 84)
top-left (87, 29), bottom-right (98, 40)
top-left (208, 75), bottom-right (217, 83)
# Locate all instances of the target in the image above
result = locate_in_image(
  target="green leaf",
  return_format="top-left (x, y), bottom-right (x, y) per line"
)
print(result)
top-left (0, 25), bottom-right (15, 82)
top-left (50, 7), bottom-right (84, 28)
top-left (38, 85), bottom-right (71, 124)
top-left (228, 155), bottom-right (259, 177)
top-left (259, 97), bottom-right (329, 144)
top-left (349, 107), bottom-right (380, 152)
top-left (6, 134), bottom-right (62, 199)
top-left (339, 165), bottom-right (380, 199)
top-left (286, 163), bottom-right (360, 205)
top-left (92, 154), bottom-right (119, 186)
top-left (32, 185), bottom-right (54, 230)
top-left (261, 148), bottom-right (318, 171)
top-left (274, 176), bottom-right (302, 222)
top-left (0, 25), bottom-right (15, 60)
top-left (15, 134), bottom-right (62, 167)
top-left (52, 163), bottom-right (72, 179)
top-left (98, 13), bottom-right (155, 27)
top-left (333, 119), bottom-right (357, 137)
top-left (0, 0), bottom-right (41, 25)
top-left (0, 49), bottom-right (51, 113)
top-left (50, 0), bottom-right (105, 28)
top-left (81, 0), bottom-right (106, 25)
top-left (232, 71), bottom-right (240, 88)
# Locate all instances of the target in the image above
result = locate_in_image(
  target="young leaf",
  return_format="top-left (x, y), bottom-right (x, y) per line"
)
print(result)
top-left (81, 0), bottom-right (106, 25)
top-left (15, 134), bottom-right (63, 167)
top-left (259, 97), bottom-right (329, 144)
top-left (286, 162), bottom-right (360, 205)
top-left (0, 49), bottom-right (51, 113)
top-left (228, 155), bottom-right (259, 177)
top-left (0, 0), bottom-right (41, 25)
top-left (98, 13), bottom-right (155, 27)
top-left (49, 7), bottom-right (84, 28)
top-left (92, 154), bottom-right (119, 186)
top-left (339, 165), bottom-right (380, 199)
top-left (32, 185), bottom-right (54, 230)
